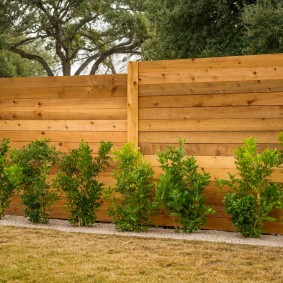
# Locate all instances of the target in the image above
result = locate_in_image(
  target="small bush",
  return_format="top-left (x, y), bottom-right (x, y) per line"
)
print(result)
top-left (0, 138), bottom-right (22, 219)
top-left (156, 140), bottom-right (213, 233)
top-left (217, 137), bottom-right (283, 238)
top-left (56, 141), bottom-right (112, 227)
top-left (107, 143), bottom-right (154, 232)
top-left (11, 139), bottom-right (59, 224)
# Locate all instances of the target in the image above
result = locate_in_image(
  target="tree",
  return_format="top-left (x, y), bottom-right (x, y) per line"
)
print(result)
top-left (0, 50), bottom-right (51, 78)
top-left (143, 0), bottom-right (283, 61)
top-left (0, 0), bottom-right (149, 76)
top-left (242, 0), bottom-right (283, 54)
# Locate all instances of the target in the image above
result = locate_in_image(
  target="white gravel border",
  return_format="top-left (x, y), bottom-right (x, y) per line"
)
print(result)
top-left (1, 215), bottom-right (283, 248)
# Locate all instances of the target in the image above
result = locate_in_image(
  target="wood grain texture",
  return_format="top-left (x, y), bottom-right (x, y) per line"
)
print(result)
top-left (127, 61), bottom-right (139, 146)
top-left (139, 79), bottom-right (283, 96)
top-left (0, 85), bottom-right (127, 99)
top-left (0, 108), bottom-right (127, 120)
top-left (139, 93), bottom-right (283, 108)
top-left (139, 131), bottom-right (279, 144)
top-left (139, 67), bottom-right (283, 85)
top-left (139, 143), bottom-right (279, 156)
top-left (0, 131), bottom-right (127, 143)
top-left (0, 74), bottom-right (126, 88)
top-left (139, 119), bottom-right (283, 132)
top-left (0, 120), bottom-right (127, 132)
top-left (139, 106), bottom-right (283, 119)
top-left (139, 54), bottom-right (283, 73)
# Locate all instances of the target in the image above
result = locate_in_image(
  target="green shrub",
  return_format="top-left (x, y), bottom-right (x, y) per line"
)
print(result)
top-left (11, 139), bottom-right (59, 224)
top-left (217, 137), bottom-right (283, 238)
top-left (56, 141), bottom-right (112, 227)
top-left (156, 140), bottom-right (213, 233)
top-left (0, 138), bottom-right (22, 219)
top-left (107, 143), bottom-right (154, 232)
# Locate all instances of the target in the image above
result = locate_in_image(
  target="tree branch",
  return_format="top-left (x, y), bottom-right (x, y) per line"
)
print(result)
top-left (74, 53), bottom-right (100, 75)
top-left (89, 42), bottom-right (141, 74)
top-left (9, 46), bottom-right (54, 76)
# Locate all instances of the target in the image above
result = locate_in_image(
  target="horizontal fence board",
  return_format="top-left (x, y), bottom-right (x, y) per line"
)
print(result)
top-left (139, 119), bottom-right (283, 132)
top-left (0, 97), bottom-right (127, 109)
top-left (139, 143), bottom-right (279, 156)
top-left (144, 155), bottom-right (283, 171)
top-left (139, 79), bottom-right (283, 96)
top-left (9, 141), bottom-right (124, 153)
top-left (139, 106), bottom-right (283, 119)
top-left (139, 67), bottom-right (283, 85)
top-left (0, 108), bottom-right (127, 120)
top-left (152, 167), bottom-right (283, 183)
top-left (139, 92), bottom-right (283, 108)
top-left (0, 130), bottom-right (127, 143)
top-left (0, 74), bottom-right (127, 88)
top-left (139, 131), bottom-right (279, 144)
top-left (0, 85), bottom-right (127, 99)
top-left (139, 54), bottom-right (283, 73)
top-left (145, 155), bottom-right (235, 169)
top-left (0, 120), bottom-right (127, 132)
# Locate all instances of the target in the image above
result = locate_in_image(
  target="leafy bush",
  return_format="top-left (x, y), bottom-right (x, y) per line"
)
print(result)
top-left (56, 141), bottom-right (112, 227)
top-left (217, 137), bottom-right (283, 238)
top-left (0, 138), bottom-right (22, 219)
top-left (107, 143), bottom-right (155, 232)
top-left (11, 139), bottom-right (59, 224)
top-left (156, 140), bottom-right (213, 233)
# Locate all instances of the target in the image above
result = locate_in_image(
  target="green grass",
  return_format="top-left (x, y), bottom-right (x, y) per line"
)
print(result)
top-left (0, 226), bottom-right (282, 282)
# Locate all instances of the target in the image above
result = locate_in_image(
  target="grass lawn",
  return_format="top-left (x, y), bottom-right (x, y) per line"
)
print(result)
top-left (0, 226), bottom-right (282, 283)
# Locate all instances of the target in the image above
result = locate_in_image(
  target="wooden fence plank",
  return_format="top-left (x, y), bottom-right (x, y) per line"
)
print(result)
top-left (139, 67), bottom-right (283, 85)
top-left (127, 61), bottom-right (139, 146)
top-left (139, 106), bottom-right (283, 119)
top-left (0, 85), bottom-right (127, 99)
top-left (139, 92), bottom-right (283, 108)
top-left (0, 120), bottom-right (127, 132)
top-left (0, 108), bottom-right (127, 120)
top-left (0, 130), bottom-right (127, 143)
top-left (139, 143), bottom-right (279, 156)
top-left (139, 131), bottom-right (279, 144)
top-left (139, 54), bottom-right (283, 73)
top-left (139, 79), bottom-right (283, 96)
top-left (139, 119), bottom-right (283, 132)
top-left (0, 97), bottom-right (127, 109)
top-left (0, 74), bottom-right (127, 88)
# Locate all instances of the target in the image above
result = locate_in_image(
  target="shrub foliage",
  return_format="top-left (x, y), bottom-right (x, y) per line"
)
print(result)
top-left (0, 138), bottom-right (22, 219)
top-left (156, 140), bottom-right (213, 233)
top-left (107, 143), bottom-right (154, 232)
top-left (11, 139), bottom-right (59, 224)
top-left (217, 137), bottom-right (283, 238)
top-left (56, 141), bottom-right (112, 227)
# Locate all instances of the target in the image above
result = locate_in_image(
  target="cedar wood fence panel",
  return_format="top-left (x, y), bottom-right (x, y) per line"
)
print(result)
top-left (1, 54), bottom-right (283, 234)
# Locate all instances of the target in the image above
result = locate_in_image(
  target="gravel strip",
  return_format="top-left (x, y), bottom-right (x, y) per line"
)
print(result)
top-left (1, 215), bottom-right (283, 248)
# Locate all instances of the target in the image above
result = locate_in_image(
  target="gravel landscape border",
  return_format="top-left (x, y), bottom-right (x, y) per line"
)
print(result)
top-left (1, 215), bottom-right (283, 248)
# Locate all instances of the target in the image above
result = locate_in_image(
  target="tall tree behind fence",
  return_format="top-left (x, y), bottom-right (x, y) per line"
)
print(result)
top-left (1, 54), bottom-right (283, 234)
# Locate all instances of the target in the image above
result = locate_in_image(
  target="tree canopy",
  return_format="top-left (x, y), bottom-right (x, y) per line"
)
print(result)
top-left (0, 0), bottom-right (149, 76)
top-left (142, 0), bottom-right (282, 60)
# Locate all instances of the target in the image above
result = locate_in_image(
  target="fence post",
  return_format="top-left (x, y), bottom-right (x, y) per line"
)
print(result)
top-left (127, 61), bottom-right (139, 147)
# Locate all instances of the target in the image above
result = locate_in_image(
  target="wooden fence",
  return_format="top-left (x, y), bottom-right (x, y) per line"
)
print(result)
top-left (1, 54), bottom-right (283, 234)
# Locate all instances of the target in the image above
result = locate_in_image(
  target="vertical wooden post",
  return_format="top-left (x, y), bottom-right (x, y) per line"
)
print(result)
top-left (127, 61), bottom-right (139, 147)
